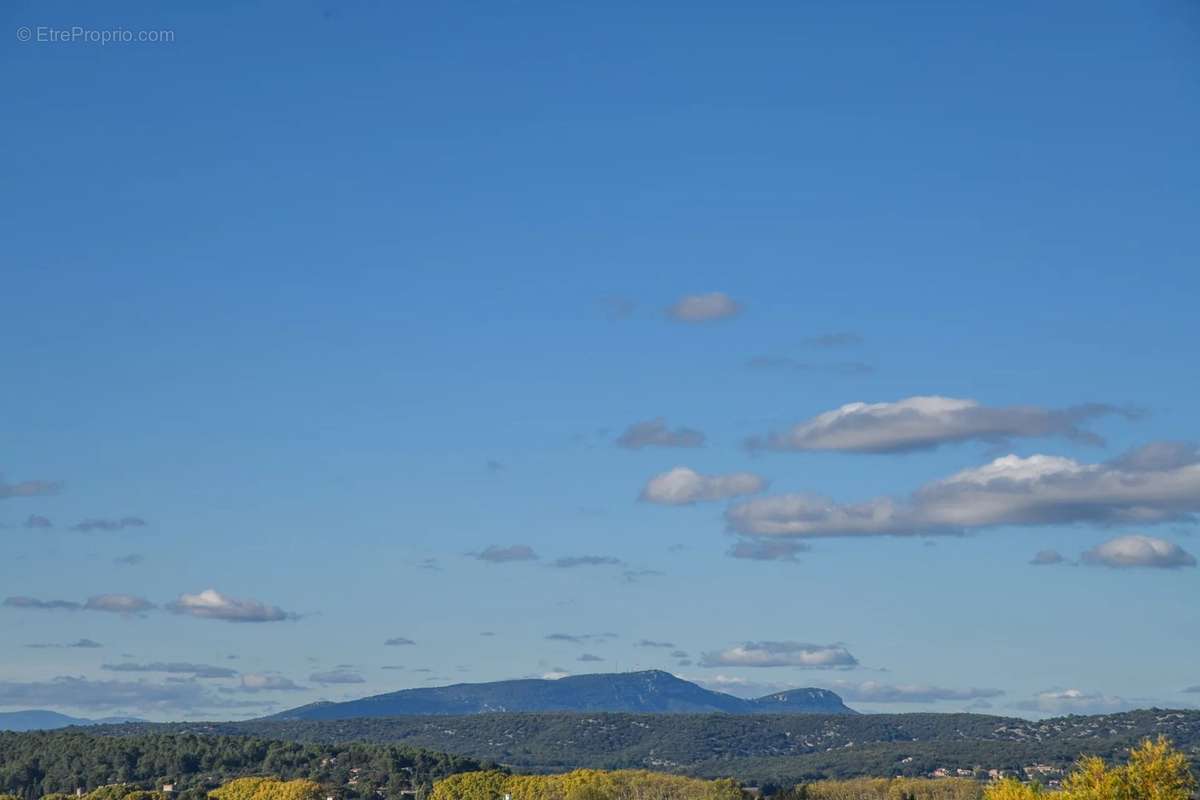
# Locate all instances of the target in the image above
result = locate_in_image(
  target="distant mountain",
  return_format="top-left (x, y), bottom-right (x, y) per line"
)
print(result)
top-left (0, 710), bottom-right (144, 731)
top-left (270, 670), bottom-right (856, 719)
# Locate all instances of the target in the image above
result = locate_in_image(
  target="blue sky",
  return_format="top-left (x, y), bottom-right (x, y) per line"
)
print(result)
top-left (2, 0), bottom-right (1198, 721)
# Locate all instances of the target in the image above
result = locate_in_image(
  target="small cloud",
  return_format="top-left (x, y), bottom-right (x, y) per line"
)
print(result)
top-left (616, 418), bottom-right (706, 449)
top-left (71, 517), bottom-right (148, 532)
top-left (473, 544), bottom-right (539, 563)
top-left (542, 670), bottom-right (571, 680)
top-left (577, 654), bottom-right (604, 662)
top-left (69, 639), bottom-right (103, 648)
top-left (479, 631), bottom-right (496, 637)
top-left (667, 292), bottom-right (740, 323)
top-left (729, 539), bottom-right (812, 562)
top-left (0, 478), bottom-right (63, 499)
top-left (640, 466), bottom-right (766, 505)
top-left (114, 554), bottom-right (144, 566)
top-left (635, 639), bottom-right (675, 648)
top-left (670, 650), bottom-right (689, 659)
top-left (416, 557), bottom-right (442, 571)
top-left (385, 637), bottom-right (416, 646)
top-left (381, 665), bottom-right (406, 671)
top-left (169, 589), bottom-right (292, 623)
top-left (1029, 549), bottom-right (1066, 566)
top-left (485, 459), bottom-right (506, 473)
top-left (24, 514), bottom-right (52, 529)
top-left (238, 673), bottom-right (305, 692)
top-left (309, 669), bottom-right (365, 685)
top-left (1080, 535), bottom-right (1196, 569)
top-left (551, 555), bottom-right (624, 568)
top-left (701, 641), bottom-right (858, 668)
top-left (1183, 685), bottom-right (1200, 694)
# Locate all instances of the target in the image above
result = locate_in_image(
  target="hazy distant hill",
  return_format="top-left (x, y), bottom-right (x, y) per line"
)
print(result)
top-left (270, 670), bottom-right (856, 719)
top-left (0, 710), bottom-right (143, 731)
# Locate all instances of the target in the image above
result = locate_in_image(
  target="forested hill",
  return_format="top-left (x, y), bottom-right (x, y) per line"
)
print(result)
top-left (0, 730), bottom-right (489, 800)
top-left (269, 670), bottom-right (855, 719)
top-left (88, 708), bottom-right (1200, 787)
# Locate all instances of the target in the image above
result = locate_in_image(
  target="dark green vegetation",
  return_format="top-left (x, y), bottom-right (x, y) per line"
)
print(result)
top-left (270, 671), bottom-right (856, 719)
top-left (0, 730), bottom-right (488, 800)
top-left (86, 709), bottom-right (1200, 788)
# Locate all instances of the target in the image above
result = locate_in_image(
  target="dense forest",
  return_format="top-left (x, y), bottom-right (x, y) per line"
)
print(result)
top-left (81, 710), bottom-right (1200, 787)
top-left (0, 731), bottom-right (489, 800)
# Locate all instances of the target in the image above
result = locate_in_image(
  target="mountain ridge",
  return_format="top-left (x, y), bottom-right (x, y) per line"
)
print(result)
top-left (270, 670), bottom-right (857, 719)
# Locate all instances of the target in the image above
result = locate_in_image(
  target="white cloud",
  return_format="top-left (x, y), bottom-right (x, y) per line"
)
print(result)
top-left (700, 641), bottom-right (858, 668)
top-left (169, 589), bottom-right (292, 623)
top-left (641, 466), bottom-right (766, 505)
top-left (727, 443), bottom-right (1200, 538)
top-left (746, 396), bottom-right (1134, 453)
top-left (667, 292), bottom-right (740, 322)
top-left (1080, 534), bottom-right (1196, 569)
top-left (616, 418), bottom-right (706, 449)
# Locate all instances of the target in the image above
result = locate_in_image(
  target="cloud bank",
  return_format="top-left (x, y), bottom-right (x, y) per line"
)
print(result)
top-left (728, 444), bottom-right (1200, 539)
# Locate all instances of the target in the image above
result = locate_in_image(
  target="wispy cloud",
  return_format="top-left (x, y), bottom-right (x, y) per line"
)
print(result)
top-left (667, 292), bottom-right (740, 322)
top-left (0, 675), bottom-right (267, 713)
top-left (384, 637), bottom-right (416, 646)
top-left (829, 680), bottom-right (1004, 703)
top-left (616, 418), bottom-right (706, 449)
top-left (1029, 549), bottom-right (1066, 566)
top-left (473, 544), bottom-right (539, 563)
top-left (545, 632), bottom-right (618, 645)
top-left (102, 662), bottom-right (238, 679)
top-left (238, 673), bottom-right (305, 692)
top-left (24, 514), bottom-right (52, 529)
top-left (551, 555), bottom-right (623, 568)
top-left (746, 396), bottom-right (1138, 453)
top-left (71, 517), bottom-right (147, 532)
top-left (309, 669), bottom-right (365, 685)
top-left (728, 539), bottom-right (811, 562)
top-left (4, 594), bottom-right (153, 614)
top-left (0, 478), bottom-right (63, 499)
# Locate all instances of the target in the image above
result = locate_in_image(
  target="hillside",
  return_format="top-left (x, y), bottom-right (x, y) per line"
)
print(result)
top-left (0, 709), bottom-right (143, 731)
top-left (91, 708), bottom-right (1200, 787)
top-left (269, 670), bottom-right (856, 719)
